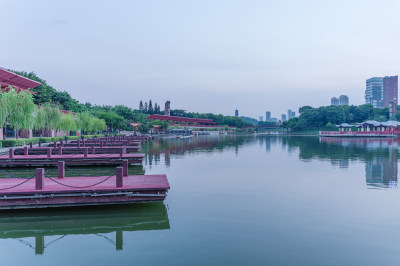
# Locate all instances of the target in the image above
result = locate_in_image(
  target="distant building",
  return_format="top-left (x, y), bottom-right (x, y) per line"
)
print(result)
top-left (365, 76), bottom-right (398, 108)
top-left (235, 109), bottom-right (239, 117)
top-left (266, 111), bottom-right (271, 121)
top-left (164, 100), bottom-right (171, 116)
top-left (383, 76), bottom-right (398, 107)
top-left (259, 116), bottom-right (263, 122)
top-left (331, 97), bottom-right (339, 106)
top-left (287, 110), bottom-right (295, 119)
top-left (339, 95), bottom-right (349, 106)
top-left (281, 114), bottom-right (287, 122)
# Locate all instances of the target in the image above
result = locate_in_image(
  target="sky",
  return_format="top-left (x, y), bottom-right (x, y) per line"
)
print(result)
top-left (2, 0), bottom-right (400, 120)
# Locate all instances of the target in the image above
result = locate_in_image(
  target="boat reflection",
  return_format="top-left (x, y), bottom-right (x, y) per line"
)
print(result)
top-left (0, 202), bottom-right (169, 254)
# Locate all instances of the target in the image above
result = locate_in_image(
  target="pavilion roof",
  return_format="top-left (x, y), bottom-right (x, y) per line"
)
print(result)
top-left (0, 68), bottom-right (41, 91)
top-left (356, 120), bottom-right (400, 127)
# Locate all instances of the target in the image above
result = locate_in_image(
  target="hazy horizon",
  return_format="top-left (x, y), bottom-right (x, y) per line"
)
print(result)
top-left (2, 0), bottom-right (400, 119)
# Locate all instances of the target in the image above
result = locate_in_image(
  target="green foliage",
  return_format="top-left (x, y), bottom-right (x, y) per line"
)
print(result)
top-left (10, 70), bottom-right (86, 112)
top-left (0, 88), bottom-right (36, 132)
top-left (34, 102), bottom-right (63, 132)
top-left (284, 105), bottom-right (390, 130)
top-left (0, 139), bottom-right (25, 147)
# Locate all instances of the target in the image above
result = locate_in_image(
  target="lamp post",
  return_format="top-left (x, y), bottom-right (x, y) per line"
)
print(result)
top-left (129, 122), bottom-right (142, 136)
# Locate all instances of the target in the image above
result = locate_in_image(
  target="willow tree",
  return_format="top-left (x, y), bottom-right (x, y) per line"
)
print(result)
top-left (91, 117), bottom-right (107, 134)
top-left (0, 87), bottom-right (36, 139)
top-left (76, 112), bottom-right (93, 135)
top-left (34, 103), bottom-right (63, 137)
top-left (60, 113), bottom-right (77, 132)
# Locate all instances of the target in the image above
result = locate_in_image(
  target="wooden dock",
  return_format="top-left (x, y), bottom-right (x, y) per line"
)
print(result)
top-left (0, 153), bottom-right (145, 167)
top-left (0, 171), bottom-right (169, 209)
top-left (14, 146), bottom-right (140, 155)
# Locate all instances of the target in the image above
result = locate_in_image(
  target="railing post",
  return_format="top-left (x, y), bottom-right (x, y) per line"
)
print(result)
top-left (53, 142), bottom-right (57, 149)
top-left (58, 147), bottom-right (63, 155)
top-left (9, 148), bottom-right (14, 159)
top-left (47, 148), bottom-right (52, 158)
top-left (38, 141), bottom-right (41, 147)
top-left (119, 148), bottom-right (123, 157)
top-left (116, 231), bottom-right (123, 250)
top-left (35, 168), bottom-right (44, 190)
top-left (100, 141), bottom-right (104, 148)
top-left (24, 146), bottom-right (28, 155)
top-left (57, 161), bottom-right (65, 179)
top-left (122, 145), bottom-right (127, 154)
top-left (122, 159), bottom-right (128, 177)
top-left (91, 146), bottom-right (95, 155)
top-left (116, 166), bottom-right (123, 187)
top-left (84, 148), bottom-right (88, 157)
top-left (29, 142), bottom-right (33, 149)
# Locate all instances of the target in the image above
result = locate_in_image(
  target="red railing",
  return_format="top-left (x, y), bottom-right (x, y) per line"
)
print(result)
top-left (320, 130), bottom-right (400, 136)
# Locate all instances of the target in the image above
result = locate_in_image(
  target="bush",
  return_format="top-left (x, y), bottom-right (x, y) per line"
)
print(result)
top-left (0, 139), bottom-right (25, 147)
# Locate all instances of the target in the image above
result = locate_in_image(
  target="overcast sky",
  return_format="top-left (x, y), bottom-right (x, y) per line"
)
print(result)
top-left (2, 0), bottom-right (400, 119)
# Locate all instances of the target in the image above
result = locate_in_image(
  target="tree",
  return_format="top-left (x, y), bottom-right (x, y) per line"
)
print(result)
top-left (60, 113), bottom-right (78, 132)
top-left (139, 101), bottom-right (144, 112)
top-left (34, 103), bottom-right (63, 137)
top-left (148, 100), bottom-right (153, 114)
top-left (154, 103), bottom-right (160, 114)
top-left (0, 88), bottom-right (36, 139)
top-left (144, 102), bottom-right (148, 113)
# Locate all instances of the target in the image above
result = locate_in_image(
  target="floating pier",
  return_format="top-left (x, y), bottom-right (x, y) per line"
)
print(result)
top-left (0, 150), bottom-right (145, 167)
top-left (14, 146), bottom-right (140, 155)
top-left (0, 166), bottom-right (169, 209)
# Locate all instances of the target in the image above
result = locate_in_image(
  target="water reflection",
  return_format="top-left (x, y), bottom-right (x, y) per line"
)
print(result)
top-left (143, 135), bottom-right (254, 167)
top-left (0, 202), bottom-right (169, 254)
top-left (284, 136), bottom-right (400, 188)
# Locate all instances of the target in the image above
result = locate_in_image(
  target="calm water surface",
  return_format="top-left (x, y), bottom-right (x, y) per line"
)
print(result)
top-left (1, 135), bottom-right (400, 265)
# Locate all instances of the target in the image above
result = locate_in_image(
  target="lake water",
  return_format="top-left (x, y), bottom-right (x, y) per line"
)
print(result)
top-left (1, 135), bottom-right (400, 265)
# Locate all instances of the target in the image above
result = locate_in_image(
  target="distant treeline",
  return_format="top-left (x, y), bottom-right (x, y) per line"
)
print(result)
top-left (282, 105), bottom-right (392, 130)
top-left (12, 70), bottom-right (251, 130)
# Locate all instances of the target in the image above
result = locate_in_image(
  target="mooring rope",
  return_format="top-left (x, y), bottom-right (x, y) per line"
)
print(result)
top-left (45, 172), bottom-right (115, 189)
top-left (0, 175), bottom-right (35, 191)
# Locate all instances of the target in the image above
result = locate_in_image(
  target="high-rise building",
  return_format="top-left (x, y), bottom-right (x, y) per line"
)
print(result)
top-left (365, 77), bottom-right (385, 108)
top-left (266, 111), bottom-right (271, 121)
top-left (287, 109), bottom-right (292, 119)
top-left (235, 109), bottom-right (239, 117)
top-left (383, 76), bottom-right (398, 107)
top-left (339, 95), bottom-right (349, 106)
top-left (259, 116), bottom-right (263, 122)
top-left (366, 76), bottom-right (398, 108)
top-left (281, 114), bottom-right (287, 122)
top-left (331, 97), bottom-right (339, 106)
top-left (291, 111), bottom-right (296, 118)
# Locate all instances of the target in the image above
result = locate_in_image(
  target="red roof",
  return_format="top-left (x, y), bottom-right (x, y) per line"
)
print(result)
top-left (0, 68), bottom-right (41, 91)
top-left (147, 114), bottom-right (216, 124)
